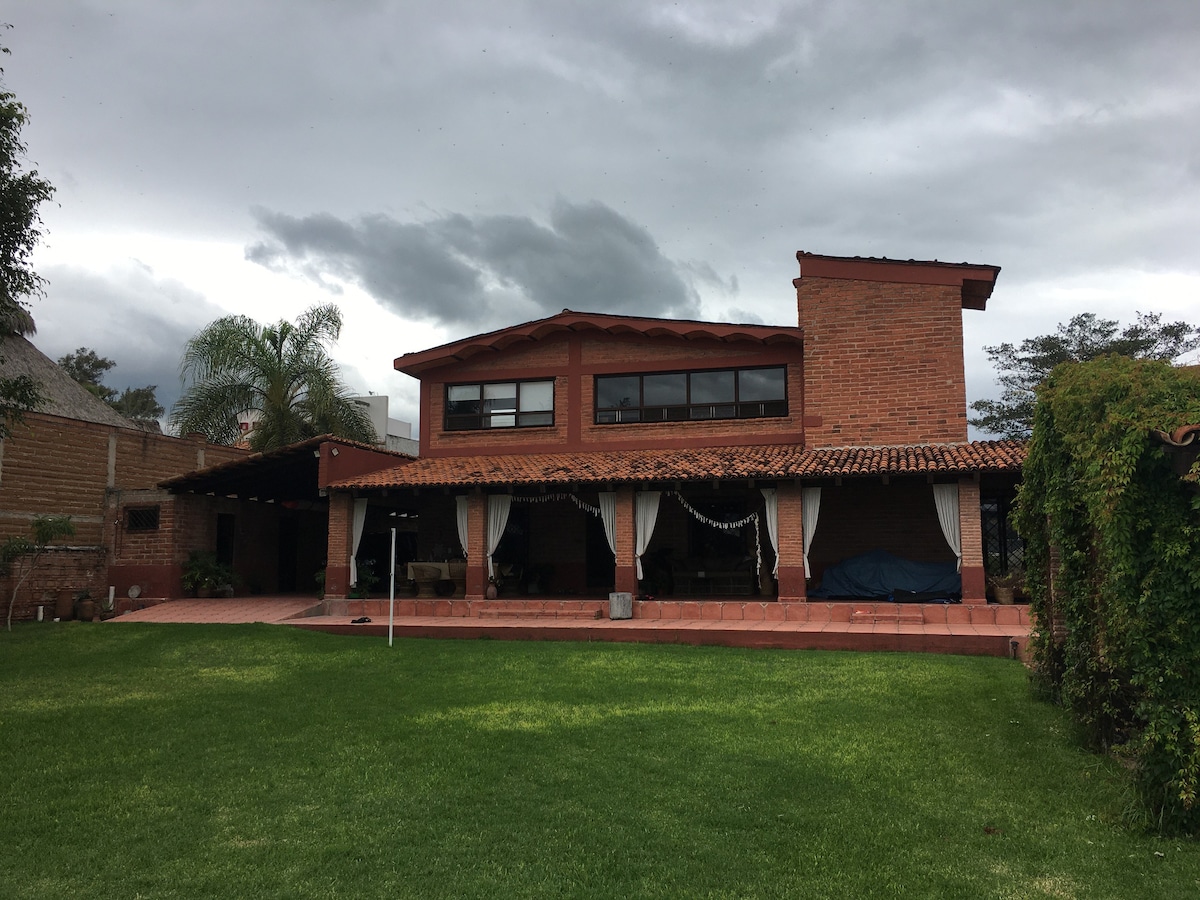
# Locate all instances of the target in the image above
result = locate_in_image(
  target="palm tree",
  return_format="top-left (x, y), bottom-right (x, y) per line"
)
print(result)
top-left (169, 304), bottom-right (376, 451)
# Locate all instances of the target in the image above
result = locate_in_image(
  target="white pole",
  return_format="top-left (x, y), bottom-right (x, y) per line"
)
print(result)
top-left (388, 526), bottom-right (397, 647)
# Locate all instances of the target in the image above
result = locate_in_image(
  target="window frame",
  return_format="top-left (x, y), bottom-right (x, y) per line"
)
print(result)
top-left (594, 365), bottom-right (787, 425)
top-left (125, 506), bottom-right (161, 532)
top-left (443, 378), bottom-right (556, 431)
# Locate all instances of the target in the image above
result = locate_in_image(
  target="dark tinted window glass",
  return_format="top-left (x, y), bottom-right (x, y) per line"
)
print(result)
top-left (643, 373), bottom-right (687, 406)
top-left (596, 376), bottom-right (640, 409)
top-left (739, 367), bottom-right (785, 401)
top-left (690, 370), bottom-right (735, 404)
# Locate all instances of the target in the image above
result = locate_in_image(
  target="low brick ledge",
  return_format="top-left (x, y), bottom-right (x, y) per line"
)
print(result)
top-left (478, 607), bottom-right (603, 620)
top-left (323, 597), bottom-right (1032, 627)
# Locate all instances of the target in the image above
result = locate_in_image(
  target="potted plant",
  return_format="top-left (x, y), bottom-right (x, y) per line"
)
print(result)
top-left (987, 571), bottom-right (1023, 605)
top-left (73, 589), bottom-right (96, 622)
top-left (182, 551), bottom-right (233, 598)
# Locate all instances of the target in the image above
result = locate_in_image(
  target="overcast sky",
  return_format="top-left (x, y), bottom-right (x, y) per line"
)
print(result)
top-left (5, 1), bottom-right (1199, 436)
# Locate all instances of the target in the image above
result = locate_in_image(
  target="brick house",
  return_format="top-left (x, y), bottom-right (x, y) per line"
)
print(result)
top-left (0, 335), bottom-right (249, 619)
top-left (316, 252), bottom-right (1025, 611)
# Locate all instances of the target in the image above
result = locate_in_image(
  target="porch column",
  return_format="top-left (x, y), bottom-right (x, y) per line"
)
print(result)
top-left (958, 478), bottom-right (986, 604)
top-left (325, 490), bottom-right (354, 600)
top-left (775, 482), bottom-right (808, 600)
top-left (465, 491), bottom-right (488, 601)
top-left (613, 486), bottom-right (637, 595)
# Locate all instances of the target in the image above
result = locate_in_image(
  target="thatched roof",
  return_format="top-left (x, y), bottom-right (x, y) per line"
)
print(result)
top-left (0, 334), bottom-right (140, 429)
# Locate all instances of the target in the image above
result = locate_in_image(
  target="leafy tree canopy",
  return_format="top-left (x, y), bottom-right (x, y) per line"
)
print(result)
top-left (970, 312), bottom-right (1200, 440)
top-left (169, 303), bottom-right (376, 452)
top-left (57, 346), bottom-right (164, 423)
top-left (0, 33), bottom-right (52, 332)
top-left (110, 385), bottom-right (165, 422)
top-left (0, 30), bottom-right (53, 436)
top-left (57, 346), bottom-right (117, 402)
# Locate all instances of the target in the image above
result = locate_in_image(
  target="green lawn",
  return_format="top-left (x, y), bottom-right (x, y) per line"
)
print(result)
top-left (1, 624), bottom-right (1196, 899)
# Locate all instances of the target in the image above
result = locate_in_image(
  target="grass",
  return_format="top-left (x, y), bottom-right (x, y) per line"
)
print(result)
top-left (1, 624), bottom-right (1197, 899)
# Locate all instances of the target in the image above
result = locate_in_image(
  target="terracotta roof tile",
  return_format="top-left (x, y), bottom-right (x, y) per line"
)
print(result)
top-left (330, 441), bottom-right (1026, 490)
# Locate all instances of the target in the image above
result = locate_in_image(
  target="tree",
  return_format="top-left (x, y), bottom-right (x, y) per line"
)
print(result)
top-left (57, 347), bottom-right (118, 402)
top-left (169, 303), bottom-right (376, 452)
top-left (1, 514), bottom-right (74, 631)
top-left (57, 346), bottom-right (164, 423)
top-left (970, 312), bottom-right (1200, 440)
top-left (110, 385), bottom-right (164, 422)
top-left (0, 31), bottom-right (53, 436)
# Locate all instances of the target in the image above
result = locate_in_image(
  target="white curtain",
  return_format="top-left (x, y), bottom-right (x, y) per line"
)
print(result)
top-left (802, 487), bottom-right (821, 578)
top-left (760, 488), bottom-right (779, 576)
top-left (455, 495), bottom-right (469, 559)
top-left (350, 498), bottom-right (368, 585)
top-left (598, 492), bottom-right (617, 557)
top-left (634, 491), bottom-right (661, 580)
top-left (486, 494), bottom-right (512, 579)
top-left (933, 483), bottom-right (962, 571)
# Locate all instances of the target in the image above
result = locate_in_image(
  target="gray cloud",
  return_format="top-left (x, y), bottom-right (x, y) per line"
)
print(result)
top-left (7, 0), bottom-right (1200, 434)
top-left (32, 263), bottom-right (230, 416)
top-left (246, 200), bottom-right (704, 327)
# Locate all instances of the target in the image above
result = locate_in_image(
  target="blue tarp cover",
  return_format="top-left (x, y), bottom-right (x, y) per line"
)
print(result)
top-left (808, 548), bottom-right (961, 599)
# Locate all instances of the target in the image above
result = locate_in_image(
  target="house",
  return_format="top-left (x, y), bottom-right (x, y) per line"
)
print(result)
top-left (314, 252), bottom-right (1025, 611)
top-left (0, 335), bottom-right (249, 618)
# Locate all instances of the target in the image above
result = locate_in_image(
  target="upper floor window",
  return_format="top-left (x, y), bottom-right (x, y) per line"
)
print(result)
top-left (445, 380), bottom-right (555, 430)
top-left (595, 366), bottom-right (787, 424)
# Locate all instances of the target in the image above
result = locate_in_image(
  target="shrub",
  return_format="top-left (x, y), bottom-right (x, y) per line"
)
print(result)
top-left (1017, 355), bottom-right (1200, 831)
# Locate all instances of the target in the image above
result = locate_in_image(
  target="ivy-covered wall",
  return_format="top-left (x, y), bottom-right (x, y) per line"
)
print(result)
top-left (1017, 355), bottom-right (1200, 832)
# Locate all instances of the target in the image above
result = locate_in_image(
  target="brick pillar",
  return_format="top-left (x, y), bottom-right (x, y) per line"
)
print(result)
top-left (776, 482), bottom-right (807, 600)
top-left (958, 478), bottom-right (986, 604)
top-left (466, 492), bottom-right (488, 600)
top-left (614, 486), bottom-right (637, 595)
top-left (325, 491), bottom-right (354, 599)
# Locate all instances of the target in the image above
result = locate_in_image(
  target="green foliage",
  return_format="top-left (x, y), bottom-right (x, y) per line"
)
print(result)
top-left (1017, 354), bottom-right (1200, 832)
top-left (1, 514), bottom-right (75, 630)
top-left (56, 346), bottom-right (118, 402)
top-left (57, 347), bottom-right (163, 421)
top-left (971, 312), bottom-right (1200, 439)
top-left (0, 361), bottom-right (42, 438)
top-left (0, 32), bottom-right (54, 435)
top-left (180, 550), bottom-right (233, 594)
top-left (109, 384), bottom-right (164, 421)
top-left (169, 303), bottom-right (376, 451)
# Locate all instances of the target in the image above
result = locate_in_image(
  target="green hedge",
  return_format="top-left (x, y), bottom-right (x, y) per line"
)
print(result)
top-left (1017, 355), bottom-right (1200, 831)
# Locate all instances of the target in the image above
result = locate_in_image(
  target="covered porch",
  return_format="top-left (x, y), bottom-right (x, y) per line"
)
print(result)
top-left (322, 441), bottom-right (1026, 609)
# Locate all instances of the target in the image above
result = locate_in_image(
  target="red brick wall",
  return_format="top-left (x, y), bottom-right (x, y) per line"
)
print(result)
top-left (419, 331), bottom-right (804, 457)
top-left (776, 484), bottom-right (806, 599)
top-left (795, 276), bottom-right (968, 446)
top-left (0, 413), bottom-right (249, 620)
top-left (325, 492), bottom-right (354, 598)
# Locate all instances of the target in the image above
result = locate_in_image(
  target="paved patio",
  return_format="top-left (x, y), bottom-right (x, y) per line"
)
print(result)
top-left (114, 597), bottom-right (322, 624)
top-left (112, 596), bottom-right (1032, 659)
